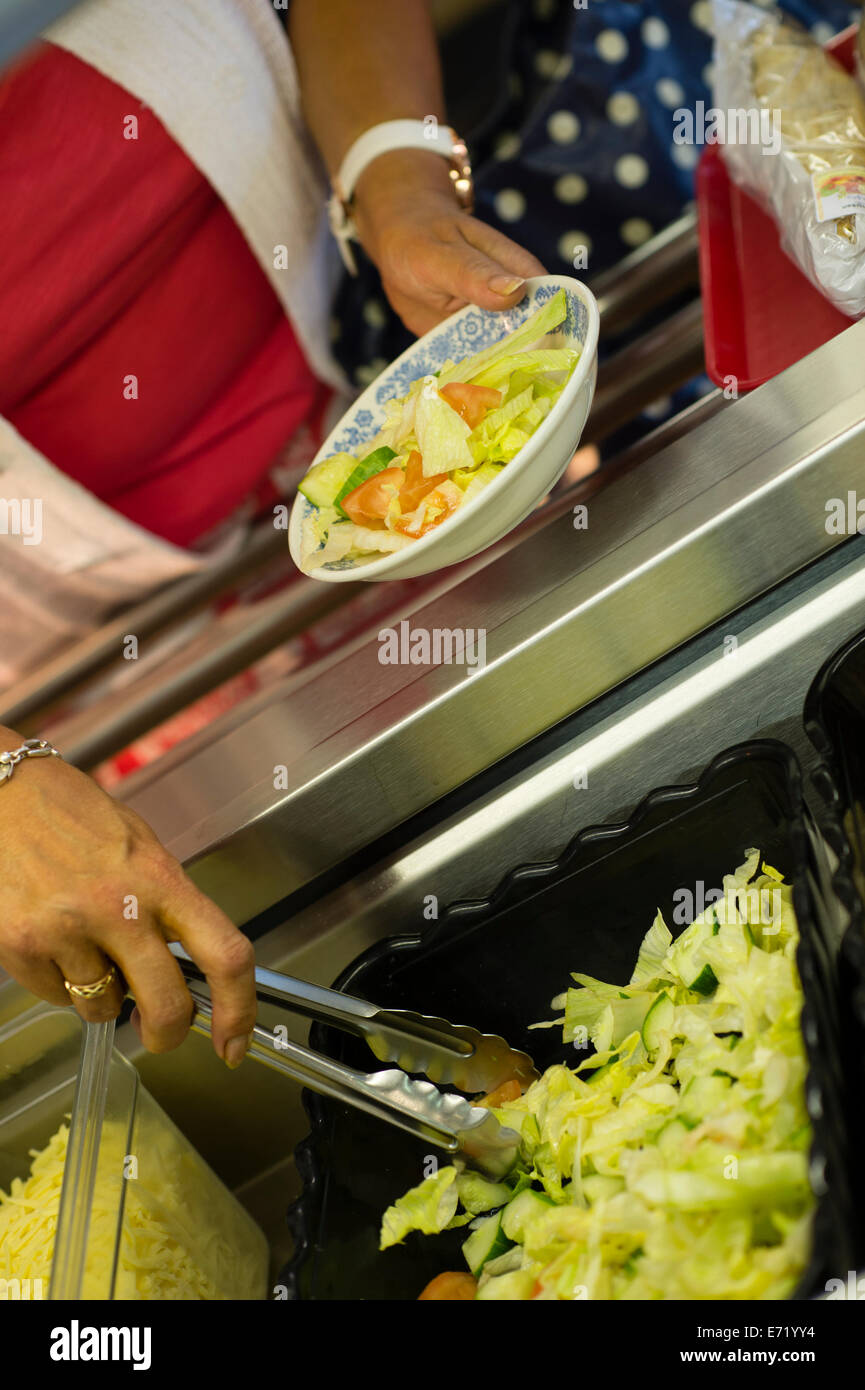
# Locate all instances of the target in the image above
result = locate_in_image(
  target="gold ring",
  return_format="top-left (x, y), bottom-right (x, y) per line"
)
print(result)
top-left (64, 966), bottom-right (117, 1000)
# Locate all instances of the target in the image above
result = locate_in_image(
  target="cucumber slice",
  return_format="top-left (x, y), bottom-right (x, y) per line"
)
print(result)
top-left (641, 991), bottom-right (674, 1054)
top-left (334, 445), bottom-right (398, 515)
top-left (298, 453), bottom-right (357, 509)
top-left (669, 917), bottom-right (718, 994)
top-left (456, 1172), bottom-right (511, 1216)
top-left (501, 1188), bottom-right (556, 1243)
top-left (584, 1051), bottom-right (620, 1084)
top-left (689, 964), bottom-right (719, 996)
top-left (462, 1212), bottom-right (514, 1277)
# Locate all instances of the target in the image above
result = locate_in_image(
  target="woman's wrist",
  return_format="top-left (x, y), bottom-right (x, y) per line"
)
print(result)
top-left (0, 728), bottom-right (66, 799)
top-left (352, 147), bottom-right (460, 241)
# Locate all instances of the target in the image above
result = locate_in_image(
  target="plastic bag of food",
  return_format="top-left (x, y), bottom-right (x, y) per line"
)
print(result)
top-left (712, 0), bottom-right (865, 318)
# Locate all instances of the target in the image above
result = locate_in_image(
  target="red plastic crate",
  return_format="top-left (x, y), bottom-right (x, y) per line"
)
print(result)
top-left (698, 27), bottom-right (858, 392)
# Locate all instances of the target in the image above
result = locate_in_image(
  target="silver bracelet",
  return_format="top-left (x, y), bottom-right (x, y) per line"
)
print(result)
top-left (0, 738), bottom-right (62, 784)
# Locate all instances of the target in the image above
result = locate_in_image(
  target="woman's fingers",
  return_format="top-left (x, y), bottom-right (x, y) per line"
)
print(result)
top-left (0, 750), bottom-right (255, 1061)
top-left (418, 230), bottom-right (527, 313)
top-left (458, 216), bottom-right (548, 283)
top-left (0, 945), bottom-right (70, 1008)
top-left (53, 939), bottom-right (126, 1024)
top-left (383, 281), bottom-right (466, 338)
top-left (378, 208), bottom-right (549, 334)
top-left (153, 874), bottom-right (256, 1068)
top-left (419, 216), bottom-right (547, 312)
top-left (102, 923), bottom-right (193, 1053)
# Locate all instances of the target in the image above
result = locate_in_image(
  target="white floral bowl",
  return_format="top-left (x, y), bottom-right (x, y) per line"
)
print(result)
top-left (289, 275), bottom-right (599, 582)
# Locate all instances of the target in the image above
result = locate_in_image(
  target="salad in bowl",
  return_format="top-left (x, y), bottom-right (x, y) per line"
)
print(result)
top-left (289, 277), bottom-right (599, 582)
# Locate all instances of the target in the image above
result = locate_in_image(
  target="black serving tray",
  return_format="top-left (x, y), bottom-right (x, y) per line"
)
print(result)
top-left (805, 628), bottom-right (865, 1257)
top-left (281, 741), bottom-right (854, 1301)
top-left (805, 627), bottom-right (865, 895)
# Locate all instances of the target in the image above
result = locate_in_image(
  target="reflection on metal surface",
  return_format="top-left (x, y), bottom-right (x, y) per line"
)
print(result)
top-left (586, 299), bottom-right (705, 443)
top-left (252, 538), bottom-right (865, 990)
top-left (39, 577), bottom-right (362, 771)
top-left (0, 522), bottom-right (294, 729)
top-left (123, 320), bottom-right (865, 923)
top-left (590, 211), bottom-right (699, 337)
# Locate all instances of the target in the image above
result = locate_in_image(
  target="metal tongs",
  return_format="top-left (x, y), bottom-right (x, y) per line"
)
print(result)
top-left (173, 950), bottom-right (538, 1178)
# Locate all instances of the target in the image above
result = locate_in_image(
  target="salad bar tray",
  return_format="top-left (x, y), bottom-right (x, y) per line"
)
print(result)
top-left (805, 627), bottom-right (865, 1224)
top-left (282, 740), bottom-right (854, 1300)
top-left (806, 626), bottom-right (865, 898)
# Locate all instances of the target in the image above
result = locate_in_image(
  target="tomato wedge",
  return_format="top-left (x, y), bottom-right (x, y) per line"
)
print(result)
top-left (476, 1078), bottom-right (523, 1109)
top-left (341, 466), bottom-right (404, 526)
top-left (394, 480), bottom-right (462, 538)
top-left (418, 1271), bottom-right (478, 1301)
top-left (398, 450), bottom-right (447, 512)
top-left (439, 381), bottom-right (502, 430)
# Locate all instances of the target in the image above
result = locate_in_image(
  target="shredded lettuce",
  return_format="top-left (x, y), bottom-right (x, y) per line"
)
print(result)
top-left (436, 290), bottom-right (569, 388)
top-left (302, 518), bottom-right (412, 571)
top-left (472, 348), bottom-right (579, 391)
top-left (380, 1165), bottom-right (461, 1250)
top-left (462, 462), bottom-right (504, 504)
top-left (415, 379), bottom-right (475, 477)
top-left (379, 853), bottom-right (815, 1300)
top-left (630, 910), bottom-right (674, 985)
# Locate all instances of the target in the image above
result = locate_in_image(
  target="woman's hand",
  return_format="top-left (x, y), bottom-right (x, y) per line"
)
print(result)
top-left (352, 149), bottom-right (546, 337)
top-left (0, 734), bottom-right (256, 1066)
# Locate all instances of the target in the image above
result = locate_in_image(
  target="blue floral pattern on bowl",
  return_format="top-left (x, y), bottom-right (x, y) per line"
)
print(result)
top-left (328, 283), bottom-right (586, 457)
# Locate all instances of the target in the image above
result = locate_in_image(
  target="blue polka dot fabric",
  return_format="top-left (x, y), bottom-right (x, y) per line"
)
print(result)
top-left (331, 0), bottom-right (861, 426)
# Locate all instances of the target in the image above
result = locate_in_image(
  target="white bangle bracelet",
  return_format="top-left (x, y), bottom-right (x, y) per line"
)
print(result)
top-left (327, 118), bottom-right (473, 274)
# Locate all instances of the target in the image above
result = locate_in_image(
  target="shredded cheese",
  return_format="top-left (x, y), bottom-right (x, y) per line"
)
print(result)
top-left (0, 1120), bottom-right (267, 1300)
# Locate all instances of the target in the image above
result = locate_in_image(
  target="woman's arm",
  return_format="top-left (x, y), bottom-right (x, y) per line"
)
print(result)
top-left (0, 725), bottom-right (256, 1065)
top-left (289, 0), bottom-right (545, 335)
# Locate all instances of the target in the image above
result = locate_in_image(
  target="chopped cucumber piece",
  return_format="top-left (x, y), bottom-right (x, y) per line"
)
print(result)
top-left (501, 1188), bottom-right (556, 1243)
top-left (669, 917), bottom-right (719, 994)
top-left (689, 964), bottom-right (719, 996)
top-left (641, 991), bottom-right (674, 1054)
top-left (456, 1172), bottom-right (511, 1217)
top-left (584, 1051), bottom-right (620, 1084)
top-left (298, 453), bottom-right (357, 510)
top-left (462, 1212), bottom-right (514, 1276)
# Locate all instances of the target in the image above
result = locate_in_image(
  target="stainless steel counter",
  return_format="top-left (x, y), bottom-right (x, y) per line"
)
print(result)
top-left (123, 318), bottom-right (865, 924)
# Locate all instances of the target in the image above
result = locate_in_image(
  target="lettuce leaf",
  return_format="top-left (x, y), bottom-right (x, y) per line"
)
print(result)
top-left (415, 381), bottom-right (475, 476)
top-left (379, 1166), bottom-right (460, 1250)
top-left (379, 852), bottom-right (815, 1300)
top-left (437, 288), bottom-right (569, 388)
